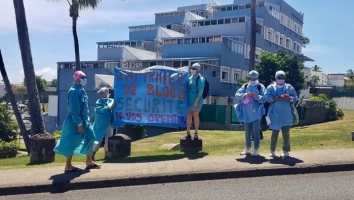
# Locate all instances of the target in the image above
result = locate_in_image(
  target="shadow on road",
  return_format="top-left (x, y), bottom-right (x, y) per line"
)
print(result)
top-left (49, 169), bottom-right (90, 193)
top-left (102, 152), bottom-right (209, 164)
top-left (236, 155), bottom-right (270, 164)
top-left (268, 156), bottom-right (304, 166)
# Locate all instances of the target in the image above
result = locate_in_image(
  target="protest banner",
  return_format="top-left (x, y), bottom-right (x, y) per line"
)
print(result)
top-left (114, 66), bottom-right (189, 128)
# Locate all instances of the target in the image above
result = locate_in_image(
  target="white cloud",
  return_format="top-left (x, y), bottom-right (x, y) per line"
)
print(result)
top-left (3, 67), bottom-right (57, 84)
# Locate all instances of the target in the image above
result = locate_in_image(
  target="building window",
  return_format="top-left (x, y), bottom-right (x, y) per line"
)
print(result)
top-left (239, 17), bottom-right (246, 22)
top-left (233, 73), bottom-right (240, 82)
top-left (222, 71), bottom-right (229, 81)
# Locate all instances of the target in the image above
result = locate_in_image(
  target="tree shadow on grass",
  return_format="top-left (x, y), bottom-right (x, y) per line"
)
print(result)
top-left (268, 156), bottom-right (304, 166)
top-left (236, 155), bottom-right (270, 165)
top-left (49, 169), bottom-right (90, 193)
top-left (102, 152), bottom-right (208, 164)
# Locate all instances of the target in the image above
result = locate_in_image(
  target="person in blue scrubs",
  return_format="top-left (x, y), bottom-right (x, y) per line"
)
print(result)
top-left (54, 70), bottom-right (100, 173)
top-left (185, 63), bottom-right (205, 140)
top-left (92, 87), bottom-right (115, 160)
top-left (235, 70), bottom-right (266, 156)
top-left (264, 70), bottom-right (298, 158)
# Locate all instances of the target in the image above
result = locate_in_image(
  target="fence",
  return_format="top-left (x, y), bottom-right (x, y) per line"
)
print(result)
top-left (199, 100), bottom-right (328, 130)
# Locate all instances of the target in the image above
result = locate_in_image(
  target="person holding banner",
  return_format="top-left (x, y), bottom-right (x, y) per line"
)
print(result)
top-left (185, 63), bottom-right (205, 140)
top-left (235, 70), bottom-right (266, 156)
top-left (54, 70), bottom-right (100, 173)
top-left (92, 87), bottom-right (115, 161)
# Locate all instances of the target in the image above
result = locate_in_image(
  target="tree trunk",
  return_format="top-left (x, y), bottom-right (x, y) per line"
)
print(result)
top-left (0, 50), bottom-right (30, 154)
top-left (13, 0), bottom-right (46, 135)
top-left (249, 0), bottom-right (256, 71)
top-left (71, 2), bottom-right (81, 71)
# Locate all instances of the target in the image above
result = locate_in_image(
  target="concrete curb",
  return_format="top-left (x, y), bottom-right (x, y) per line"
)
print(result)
top-left (1, 162), bottom-right (353, 196)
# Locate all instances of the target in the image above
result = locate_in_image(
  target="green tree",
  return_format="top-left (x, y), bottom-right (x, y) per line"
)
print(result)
top-left (346, 69), bottom-right (354, 80)
top-left (312, 65), bottom-right (322, 72)
top-left (256, 50), bottom-right (305, 95)
top-left (13, 0), bottom-right (46, 135)
top-left (12, 86), bottom-right (27, 103)
top-left (24, 75), bottom-right (47, 112)
top-left (49, 0), bottom-right (102, 71)
top-left (301, 35), bottom-right (310, 47)
top-left (51, 78), bottom-right (57, 85)
top-left (310, 75), bottom-right (320, 86)
top-left (0, 104), bottom-right (18, 142)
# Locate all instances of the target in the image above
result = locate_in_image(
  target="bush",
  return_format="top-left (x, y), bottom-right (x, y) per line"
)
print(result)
top-left (309, 94), bottom-right (345, 121)
top-left (121, 124), bottom-right (147, 141)
top-left (0, 104), bottom-right (18, 142)
top-left (52, 130), bottom-right (61, 141)
top-left (0, 141), bottom-right (19, 159)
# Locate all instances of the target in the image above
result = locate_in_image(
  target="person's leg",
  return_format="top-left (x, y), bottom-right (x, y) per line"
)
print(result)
top-left (252, 120), bottom-right (260, 151)
top-left (241, 122), bottom-right (252, 155)
top-left (65, 155), bottom-right (74, 170)
top-left (185, 111), bottom-right (193, 138)
top-left (192, 111), bottom-right (200, 138)
top-left (281, 126), bottom-right (291, 156)
top-left (270, 129), bottom-right (280, 156)
top-left (104, 126), bottom-right (114, 158)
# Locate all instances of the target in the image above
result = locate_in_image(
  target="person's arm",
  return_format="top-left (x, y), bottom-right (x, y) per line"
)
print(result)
top-left (288, 85), bottom-right (298, 103)
top-left (95, 99), bottom-right (110, 114)
top-left (235, 84), bottom-right (248, 100)
top-left (264, 85), bottom-right (278, 103)
top-left (69, 90), bottom-right (83, 126)
top-left (256, 85), bottom-right (267, 103)
top-left (194, 76), bottom-right (205, 104)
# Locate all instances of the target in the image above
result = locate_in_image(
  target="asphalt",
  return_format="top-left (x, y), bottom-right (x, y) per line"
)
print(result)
top-left (0, 148), bottom-right (353, 196)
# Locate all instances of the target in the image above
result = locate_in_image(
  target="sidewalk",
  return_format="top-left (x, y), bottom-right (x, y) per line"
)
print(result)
top-left (0, 148), bottom-right (353, 195)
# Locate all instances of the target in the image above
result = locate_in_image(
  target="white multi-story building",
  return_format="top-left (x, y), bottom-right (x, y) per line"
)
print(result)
top-left (328, 74), bottom-right (345, 87)
top-left (0, 81), bottom-right (6, 100)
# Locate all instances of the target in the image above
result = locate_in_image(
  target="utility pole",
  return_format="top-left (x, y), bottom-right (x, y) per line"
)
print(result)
top-left (249, 0), bottom-right (256, 71)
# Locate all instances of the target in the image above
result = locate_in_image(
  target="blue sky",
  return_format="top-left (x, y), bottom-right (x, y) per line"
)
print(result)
top-left (0, 0), bottom-right (353, 84)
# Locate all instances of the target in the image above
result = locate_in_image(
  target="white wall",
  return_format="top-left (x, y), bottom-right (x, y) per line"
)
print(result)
top-left (332, 97), bottom-right (354, 110)
top-left (48, 95), bottom-right (58, 117)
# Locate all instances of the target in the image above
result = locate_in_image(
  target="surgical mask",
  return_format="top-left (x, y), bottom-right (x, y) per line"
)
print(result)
top-left (276, 79), bottom-right (285, 85)
top-left (190, 69), bottom-right (197, 75)
top-left (249, 80), bottom-right (257, 86)
top-left (80, 78), bottom-right (87, 86)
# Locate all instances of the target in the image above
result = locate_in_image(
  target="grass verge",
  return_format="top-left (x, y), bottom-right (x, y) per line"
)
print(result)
top-left (1, 110), bottom-right (354, 170)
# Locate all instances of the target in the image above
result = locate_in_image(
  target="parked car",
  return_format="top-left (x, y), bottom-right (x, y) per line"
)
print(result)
top-left (23, 120), bottom-right (31, 129)
top-left (22, 115), bottom-right (31, 121)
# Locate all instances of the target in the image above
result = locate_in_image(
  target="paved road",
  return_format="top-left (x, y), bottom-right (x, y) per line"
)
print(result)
top-left (2, 171), bottom-right (353, 200)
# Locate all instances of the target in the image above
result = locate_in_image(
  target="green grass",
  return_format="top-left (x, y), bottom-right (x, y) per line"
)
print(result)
top-left (1, 110), bottom-right (354, 170)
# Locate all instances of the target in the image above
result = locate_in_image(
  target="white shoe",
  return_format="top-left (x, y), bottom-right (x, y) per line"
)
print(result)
top-left (240, 148), bottom-right (251, 155)
top-left (251, 149), bottom-right (259, 157)
top-left (270, 151), bottom-right (276, 157)
top-left (280, 151), bottom-right (289, 157)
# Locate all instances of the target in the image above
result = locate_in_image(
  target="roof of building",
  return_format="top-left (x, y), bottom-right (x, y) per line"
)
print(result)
top-left (157, 27), bottom-right (185, 38)
top-left (298, 55), bottom-right (314, 62)
top-left (123, 46), bottom-right (157, 60)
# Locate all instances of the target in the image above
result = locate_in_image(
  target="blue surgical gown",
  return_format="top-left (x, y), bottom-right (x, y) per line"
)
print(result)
top-left (93, 98), bottom-right (114, 144)
top-left (235, 83), bottom-right (266, 123)
top-left (53, 84), bottom-right (95, 158)
top-left (264, 83), bottom-right (298, 130)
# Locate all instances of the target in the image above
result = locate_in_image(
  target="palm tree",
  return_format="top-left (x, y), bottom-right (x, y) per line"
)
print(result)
top-left (310, 75), bottom-right (320, 86)
top-left (0, 50), bottom-right (30, 153)
top-left (13, 0), bottom-right (46, 135)
top-left (249, 0), bottom-right (256, 71)
top-left (312, 65), bottom-right (322, 72)
top-left (346, 69), bottom-right (354, 80)
top-left (50, 0), bottom-right (102, 71)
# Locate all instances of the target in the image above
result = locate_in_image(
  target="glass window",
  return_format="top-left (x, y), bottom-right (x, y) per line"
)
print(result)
top-left (233, 5), bottom-right (239, 10)
top-left (211, 20), bottom-right (217, 25)
top-left (225, 18), bottom-right (231, 24)
top-left (205, 20), bottom-right (211, 26)
top-left (218, 19), bottom-right (224, 24)
top-left (239, 17), bottom-right (245, 22)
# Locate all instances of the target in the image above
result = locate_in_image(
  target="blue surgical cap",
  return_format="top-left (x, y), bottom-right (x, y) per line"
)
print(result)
top-left (248, 70), bottom-right (259, 79)
top-left (275, 70), bottom-right (286, 79)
